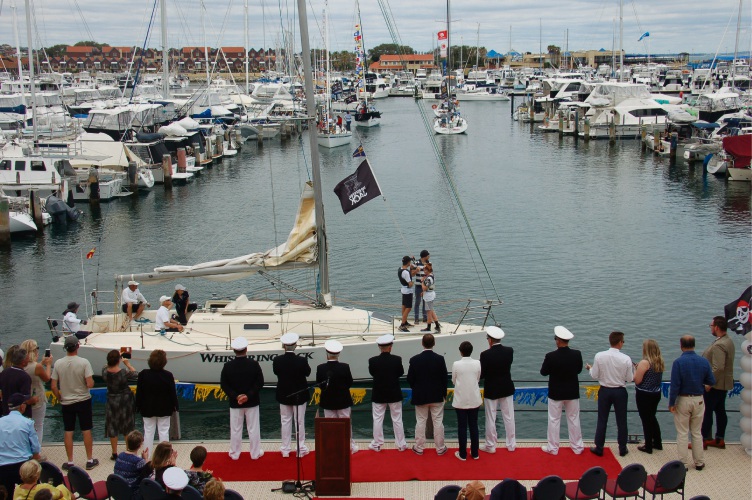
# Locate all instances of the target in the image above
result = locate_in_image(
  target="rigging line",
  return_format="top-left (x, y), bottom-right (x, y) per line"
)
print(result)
top-left (130, 0), bottom-right (160, 104)
top-left (629, 0), bottom-right (643, 38)
top-left (68, 0), bottom-right (96, 44)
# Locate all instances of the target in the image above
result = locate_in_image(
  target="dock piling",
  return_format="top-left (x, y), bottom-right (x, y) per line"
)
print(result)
top-left (0, 198), bottom-right (10, 247)
top-left (162, 154), bottom-right (173, 190)
top-left (29, 191), bottom-right (43, 231)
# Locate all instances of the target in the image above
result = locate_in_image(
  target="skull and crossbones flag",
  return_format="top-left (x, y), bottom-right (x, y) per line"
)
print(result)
top-left (724, 285), bottom-right (752, 335)
top-left (333, 159), bottom-right (382, 214)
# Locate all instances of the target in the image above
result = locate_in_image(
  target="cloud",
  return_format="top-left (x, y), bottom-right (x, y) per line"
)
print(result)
top-left (14, 0), bottom-right (751, 56)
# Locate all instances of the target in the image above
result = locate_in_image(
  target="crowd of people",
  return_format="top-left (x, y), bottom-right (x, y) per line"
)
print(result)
top-left (0, 282), bottom-right (738, 497)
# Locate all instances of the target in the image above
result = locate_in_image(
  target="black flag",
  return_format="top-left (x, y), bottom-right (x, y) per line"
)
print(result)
top-left (725, 286), bottom-right (752, 335)
top-left (333, 159), bottom-right (382, 214)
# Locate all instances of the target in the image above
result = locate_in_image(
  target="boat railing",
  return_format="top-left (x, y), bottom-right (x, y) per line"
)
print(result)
top-left (453, 299), bottom-right (501, 333)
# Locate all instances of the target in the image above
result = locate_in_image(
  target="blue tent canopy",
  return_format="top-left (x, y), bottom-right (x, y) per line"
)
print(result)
top-left (691, 121), bottom-right (720, 129)
top-left (486, 50), bottom-right (502, 58)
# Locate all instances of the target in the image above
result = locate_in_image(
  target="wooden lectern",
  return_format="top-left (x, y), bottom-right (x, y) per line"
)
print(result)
top-left (315, 417), bottom-right (351, 496)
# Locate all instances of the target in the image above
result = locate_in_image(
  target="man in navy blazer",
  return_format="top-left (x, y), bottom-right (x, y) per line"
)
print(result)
top-left (539, 326), bottom-right (585, 456)
top-left (479, 326), bottom-right (516, 453)
top-left (368, 334), bottom-right (407, 452)
top-left (406, 333), bottom-right (448, 455)
top-left (315, 340), bottom-right (358, 453)
top-left (273, 333), bottom-right (311, 458)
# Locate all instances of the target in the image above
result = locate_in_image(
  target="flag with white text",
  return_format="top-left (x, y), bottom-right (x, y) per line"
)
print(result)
top-left (333, 159), bottom-right (382, 214)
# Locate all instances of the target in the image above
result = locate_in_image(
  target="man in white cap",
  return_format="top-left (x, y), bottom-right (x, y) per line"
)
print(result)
top-left (220, 337), bottom-right (265, 460)
top-left (539, 326), bottom-right (584, 456)
top-left (155, 296), bottom-right (184, 333)
top-left (479, 326), bottom-right (516, 453)
top-left (272, 333), bottom-right (311, 458)
top-left (121, 281), bottom-right (149, 322)
top-left (316, 340), bottom-right (358, 453)
top-left (162, 466), bottom-right (189, 498)
top-left (368, 334), bottom-right (407, 452)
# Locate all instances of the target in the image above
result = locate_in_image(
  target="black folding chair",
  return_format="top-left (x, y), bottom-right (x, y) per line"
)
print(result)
top-left (106, 474), bottom-right (134, 500)
top-left (139, 478), bottom-right (168, 500)
top-left (490, 479), bottom-right (528, 500)
top-left (67, 465), bottom-right (109, 500)
top-left (435, 484), bottom-right (463, 500)
top-left (39, 461), bottom-right (69, 490)
top-left (644, 461), bottom-right (686, 499)
top-left (604, 463), bottom-right (647, 499)
top-left (224, 490), bottom-right (244, 500)
top-left (181, 485), bottom-right (202, 500)
top-left (565, 466), bottom-right (607, 499)
top-left (528, 475), bottom-right (565, 500)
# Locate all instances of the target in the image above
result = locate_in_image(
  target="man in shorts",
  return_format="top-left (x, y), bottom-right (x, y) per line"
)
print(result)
top-left (398, 256), bottom-right (416, 332)
top-left (121, 280), bottom-right (150, 322)
top-left (420, 263), bottom-right (441, 333)
top-left (51, 335), bottom-right (98, 470)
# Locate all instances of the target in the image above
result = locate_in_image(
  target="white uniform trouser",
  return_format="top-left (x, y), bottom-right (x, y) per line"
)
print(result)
top-left (32, 404), bottom-right (46, 444)
top-left (370, 402), bottom-right (407, 449)
top-left (484, 396), bottom-right (516, 450)
top-left (546, 399), bottom-right (584, 454)
top-left (414, 403), bottom-right (445, 452)
top-left (323, 408), bottom-right (358, 453)
top-left (143, 416), bottom-right (171, 459)
top-left (280, 404), bottom-right (308, 455)
top-left (229, 406), bottom-right (262, 459)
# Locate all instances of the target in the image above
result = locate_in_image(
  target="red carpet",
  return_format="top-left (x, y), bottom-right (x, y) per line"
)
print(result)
top-left (204, 448), bottom-right (622, 482)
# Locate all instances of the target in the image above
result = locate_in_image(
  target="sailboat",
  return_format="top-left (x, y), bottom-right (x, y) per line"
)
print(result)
top-left (317, 0), bottom-right (352, 148)
top-left (46, 0), bottom-right (497, 384)
top-left (352, 4), bottom-right (381, 128)
top-left (433, 0), bottom-right (468, 135)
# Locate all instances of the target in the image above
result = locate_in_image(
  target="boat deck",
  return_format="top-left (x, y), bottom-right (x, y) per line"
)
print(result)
top-left (40, 439), bottom-right (750, 499)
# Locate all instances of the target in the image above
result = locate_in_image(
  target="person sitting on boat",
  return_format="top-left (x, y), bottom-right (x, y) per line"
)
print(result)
top-left (62, 302), bottom-right (91, 340)
top-left (121, 281), bottom-right (149, 322)
top-left (155, 296), bottom-right (184, 333)
top-left (171, 285), bottom-right (197, 326)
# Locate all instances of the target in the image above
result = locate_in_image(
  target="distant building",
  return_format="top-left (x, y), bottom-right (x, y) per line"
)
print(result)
top-left (369, 54), bottom-right (436, 72)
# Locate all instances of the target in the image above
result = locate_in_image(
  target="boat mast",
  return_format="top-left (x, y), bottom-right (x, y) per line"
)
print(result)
top-left (244, 0), bottom-right (249, 94)
top-left (10, 1), bottom-right (27, 111)
top-left (325, 1), bottom-right (331, 119)
top-left (201, 0), bottom-right (210, 85)
top-left (23, 0), bottom-right (37, 143)
top-left (446, 0), bottom-right (451, 98)
top-left (731, 0), bottom-right (742, 83)
top-left (619, 0), bottom-right (623, 82)
top-left (160, 0), bottom-right (169, 99)
top-left (296, 0), bottom-right (330, 305)
top-left (475, 23), bottom-right (479, 69)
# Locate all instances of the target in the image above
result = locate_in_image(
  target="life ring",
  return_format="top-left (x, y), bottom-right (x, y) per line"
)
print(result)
top-left (431, 104), bottom-right (437, 109)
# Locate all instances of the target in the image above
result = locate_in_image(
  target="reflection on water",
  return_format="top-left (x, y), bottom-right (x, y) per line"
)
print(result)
top-left (1, 98), bottom-right (749, 443)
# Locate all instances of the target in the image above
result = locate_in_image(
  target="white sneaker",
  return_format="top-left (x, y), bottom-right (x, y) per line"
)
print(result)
top-left (541, 445), bottom-right (558, 456)
top-left (251, 449), bottom-right (265, 460)
top-left (480, 445), bottom-right (496, 454)
top-left (368, 444), bottom-right (382, 452)
top-left (351, 446), bottom-right (359, 454)
top-left (281, 452), bottom-right (290, 458)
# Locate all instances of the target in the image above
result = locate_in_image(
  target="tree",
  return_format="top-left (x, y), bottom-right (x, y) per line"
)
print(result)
top-left (42, 44), bottom-right (68, 57)
top-left (367, 43), bottom-right (414, 64)
top-left (74, 40), bottom-right (107, 49)
top-left (547, 44), bottom-right (561, 68)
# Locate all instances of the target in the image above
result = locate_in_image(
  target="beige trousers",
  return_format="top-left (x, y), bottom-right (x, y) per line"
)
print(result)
top-left (674, 395), bottom-right (705, 467)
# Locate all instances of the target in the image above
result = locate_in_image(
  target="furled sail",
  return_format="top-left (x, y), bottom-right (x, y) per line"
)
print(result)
top-left (118, 182), bottom-right (317, 284)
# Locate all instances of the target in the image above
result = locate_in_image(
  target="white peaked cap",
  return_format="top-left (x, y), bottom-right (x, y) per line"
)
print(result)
top-left (554, 325), bottom-right (574, 340)
top-left (127, 280), bottom-right (139, 286)
top-left (486, 326), bottom-right (505, 340)
top-left (376, 334), bottom-right (395, 345)
top-left (280, 333), bottom-right (299, 345)
top-left (231, 336), bottom-right (249, 350)
top-left (159, 295), bottom-right (171, 303)
top-left (325, 339), bottom-right (343, 353)
top-left (162, 467), bottom-right (189, 490)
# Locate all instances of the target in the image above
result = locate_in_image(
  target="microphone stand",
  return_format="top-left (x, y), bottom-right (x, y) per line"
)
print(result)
top-left (272, 382), bottom-right (322, 498)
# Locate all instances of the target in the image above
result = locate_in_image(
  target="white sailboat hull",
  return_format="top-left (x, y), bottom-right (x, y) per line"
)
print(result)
top-left (317, 131), bottom-right (352, 148)
top-left (354, 117), bottom-right (380, 128)
top-left (9, 211), bottom-right (37, 233)
top-left (434, 117), bottom-right (468, 135)
top-left (728, 167), bottom-right (751, 182)
top-left (51, 302), bottom-right (489, 383)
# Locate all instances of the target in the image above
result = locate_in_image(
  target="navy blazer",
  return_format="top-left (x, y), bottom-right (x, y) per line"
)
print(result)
top-left (540, 346), bottom-right (583, 401)
top-left (369, 352), bottom-right (404, 404)
top-left (220, 356), bottom-right (264, 408)
top-left (135, 369), bottom-right (179, 417)
top-left (479, 343), bottom-right (515, 400)
top-left (273, 352), bottom-right (312, 406)
top-left (316, 360), bottom-right (353, 410)
top-left (407, 349), bottom-right (448, 406)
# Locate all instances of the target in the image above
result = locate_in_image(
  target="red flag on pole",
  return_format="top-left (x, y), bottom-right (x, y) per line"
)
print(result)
top-left (86, 247), bottom-right (96, 259)
top-left (437, 30), bottom-right (448, 41)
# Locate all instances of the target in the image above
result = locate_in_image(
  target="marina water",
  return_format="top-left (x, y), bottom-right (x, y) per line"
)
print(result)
top-left (1, 97), bottom-right (749, 444)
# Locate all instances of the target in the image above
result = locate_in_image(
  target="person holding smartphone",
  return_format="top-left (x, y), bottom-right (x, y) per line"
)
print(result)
top-left (19, 340), bottom-right (53, 447)
top-left (103, 349), bottom-right (138, 460)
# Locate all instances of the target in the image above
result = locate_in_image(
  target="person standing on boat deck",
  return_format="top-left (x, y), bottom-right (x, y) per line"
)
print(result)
top-left (540, 326), bottom-right (584, 456)
top-left (316, 340), bottom-right (358, 454)
top-left (51, 335), bottom-right (97, 471)
top-left (220, 337), bottom-right (264, 460)
top-left (669, 335), bottom-right (715, 470)
top-left (62, 302), bottom-right (91, 339)
top-left (420, 263), bottom-right (441, 333)
top-left (337, 115), bottom-right (343, 130)
top-left (272, 333), bottom-right (311, 458)
top-left (407, 333), bottom-right (448, 456)
top-left (368, 334), bottom-right (407, 452)
top-left (398, 256), bottom-right (416, 332)
top-left (413, 250), bottom-right (430, 325)
top-left (586, 331), bottom-right (634, 457)
top-left (171, 285), bottom-right (197, 326)
top-left (701, 316), bottom-right (735, 450)
top-left (121, 281), bottom-right (149, 322)
top-left (155, 296), bottom-right (184, 333)
top-left (344, 111), bottom-right (352, 131)
top-left (479, 326), bottom-right (515, 453)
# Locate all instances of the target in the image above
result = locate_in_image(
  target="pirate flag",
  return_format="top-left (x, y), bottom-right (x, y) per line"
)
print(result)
top-left (333, 159), bottom-right (382, 214)
top-left (725, 285), bottom-right (752, 335)
top-left (344, 94), bottom-right (357, 104)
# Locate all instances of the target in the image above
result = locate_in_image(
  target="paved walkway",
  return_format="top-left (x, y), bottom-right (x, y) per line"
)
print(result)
top-left (40, 439), bottom-right (750, 499)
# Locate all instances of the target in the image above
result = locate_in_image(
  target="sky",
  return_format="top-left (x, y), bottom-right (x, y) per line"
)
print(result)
top-left (3, 0), bottom-right (751, 57)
